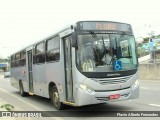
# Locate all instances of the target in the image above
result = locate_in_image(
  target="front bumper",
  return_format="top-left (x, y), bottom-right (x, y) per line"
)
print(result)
top-left (75, 84), bottom-right (139, 106)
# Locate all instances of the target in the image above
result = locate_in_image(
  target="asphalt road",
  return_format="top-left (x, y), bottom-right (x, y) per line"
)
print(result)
top-left (0, 76), bottom-right (160, 120)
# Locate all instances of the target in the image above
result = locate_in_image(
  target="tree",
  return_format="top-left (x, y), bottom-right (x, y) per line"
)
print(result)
top-left (147, 31), bottom-right (155, 38)
top-left (143, 37), bottom-right (149, 43)
top-left (0, 57), bottom-right (10, 63)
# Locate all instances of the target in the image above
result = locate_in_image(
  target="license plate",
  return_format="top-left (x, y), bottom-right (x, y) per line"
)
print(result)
top-left (109, 94), bottom-right (120, 100)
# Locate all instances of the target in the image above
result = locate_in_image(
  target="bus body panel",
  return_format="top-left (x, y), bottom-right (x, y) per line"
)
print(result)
top-left (32, 64), bottom-right (45, 96)
top-left (71, 48), bottom-right (87, 101)
top-left (75, 83), bottom-right (139, 106)
top-left (45, 61), bottom-right (66, 99)
top-left (10, 66), bottom-right (29, 92)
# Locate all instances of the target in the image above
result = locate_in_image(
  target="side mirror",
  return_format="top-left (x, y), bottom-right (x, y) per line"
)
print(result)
top-left (71, 32), bottom-right (78, 48)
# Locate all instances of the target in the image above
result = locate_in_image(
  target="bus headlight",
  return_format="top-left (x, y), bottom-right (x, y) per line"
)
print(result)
top-left (78, 84), bottom-right (95, 93)
top-left (132, 79), bottom-right (139, 89)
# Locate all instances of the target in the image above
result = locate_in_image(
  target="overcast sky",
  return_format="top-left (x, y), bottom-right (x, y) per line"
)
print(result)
top-left (0, 0), bottom-right (160, 58)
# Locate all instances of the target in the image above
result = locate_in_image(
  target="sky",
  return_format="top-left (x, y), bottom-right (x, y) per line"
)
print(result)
top-left (0, 0), bottom-right (160, 58)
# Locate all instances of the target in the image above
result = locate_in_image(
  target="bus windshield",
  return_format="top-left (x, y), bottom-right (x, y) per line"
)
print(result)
top-left (76, 33), bottom-right (138, 73)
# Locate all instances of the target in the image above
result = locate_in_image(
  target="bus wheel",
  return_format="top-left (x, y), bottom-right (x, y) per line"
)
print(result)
top-left (19, 82), bottom-right (27, 97)
top-left (51, 86), bottom-right (64, 110)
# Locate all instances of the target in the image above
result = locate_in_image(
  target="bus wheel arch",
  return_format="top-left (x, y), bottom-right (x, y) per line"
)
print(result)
top-left (19, 80), bottom-right (28, 97)
top-left (49, 82), bottom-right (56, 99)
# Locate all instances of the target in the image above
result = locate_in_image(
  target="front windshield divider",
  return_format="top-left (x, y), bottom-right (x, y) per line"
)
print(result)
top-left (102, 36), bottom-right (107, 65)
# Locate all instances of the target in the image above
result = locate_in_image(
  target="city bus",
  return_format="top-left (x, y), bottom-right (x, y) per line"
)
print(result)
top-left (10, 21), bottom-right (139, 110)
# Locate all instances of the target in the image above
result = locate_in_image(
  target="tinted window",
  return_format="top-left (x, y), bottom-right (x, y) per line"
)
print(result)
top-left (15, 53), bottom-right (20, 60)
top-left (20, 50), bottom-right (26, 66)
top-left (21, 50), bottom-right (26, 59)
top-left (15, 53), bottom-right (20, 67)
top-left (11, 55), bottom-right (15, 68)
top-left (46, 36), bottom-right (60, 62)
top-left (36, 43), bottom-right (44, 54)
top-left (35, 42), bottom-right (45, 64)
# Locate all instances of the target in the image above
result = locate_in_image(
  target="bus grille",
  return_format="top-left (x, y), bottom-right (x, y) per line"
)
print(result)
top-left (91, 75), bottom-right (133, 85)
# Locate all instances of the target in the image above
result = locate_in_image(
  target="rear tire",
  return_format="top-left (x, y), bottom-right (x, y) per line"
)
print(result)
top-left (51, 86), bottom-right (64, 110)
top-left (19, 81), bottom-right (28, 97)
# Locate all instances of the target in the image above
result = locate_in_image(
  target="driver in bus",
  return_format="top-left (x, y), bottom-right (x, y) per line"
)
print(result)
top-left (102, 43), bottom-right (112, 65)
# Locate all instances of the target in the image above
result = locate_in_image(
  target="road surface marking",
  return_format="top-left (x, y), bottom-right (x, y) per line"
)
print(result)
top-left (0, 88), bottom-right (64, 120)
top-left (149, 104), bottom-right (160, 107)
top-left (140, 87), bottom-right (149, 90)
top-left (0, 87), bottom-right (44, 111)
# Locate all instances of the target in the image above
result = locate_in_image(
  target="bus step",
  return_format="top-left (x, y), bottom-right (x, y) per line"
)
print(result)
top-left (29, 92), bottom-right (34, 95)
top-left (63, 101), bottom-right (76, 106)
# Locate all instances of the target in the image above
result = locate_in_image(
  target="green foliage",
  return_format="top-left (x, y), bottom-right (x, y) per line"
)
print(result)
top-left (0, 104), bottom-right (14, 111)
top-left (143, 34), bottom-right (160, 43)
top-left (137, 47), bottom-right (149, 58)
top-left (143, 37), bottom-right (149, 43)
top-left (0, 58), bottom-right (10, 63)
top-left (152, 35), bottom-right (156, 38)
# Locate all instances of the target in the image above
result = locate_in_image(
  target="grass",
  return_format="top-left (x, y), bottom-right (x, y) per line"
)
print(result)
top-left (0, 104), bottom-right (14, 111)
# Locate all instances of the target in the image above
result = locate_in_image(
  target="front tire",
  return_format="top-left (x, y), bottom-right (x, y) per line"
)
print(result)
top-left (51, 86), bottom-right (64, 110)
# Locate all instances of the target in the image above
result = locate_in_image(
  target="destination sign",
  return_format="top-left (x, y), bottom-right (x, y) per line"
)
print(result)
top-left (78, 21), bottom-right (132, 33)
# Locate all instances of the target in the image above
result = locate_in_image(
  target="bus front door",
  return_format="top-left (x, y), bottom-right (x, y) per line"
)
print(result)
top-left (27, 50), bottom-right (34, 94)
top-left (63, 36), bottom-right (74, 102)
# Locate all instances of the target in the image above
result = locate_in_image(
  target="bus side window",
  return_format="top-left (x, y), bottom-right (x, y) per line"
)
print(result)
top-left (20, 50), bottom-right (26, 66)
top-left (35, 42), bottom-right (45, 64)
top-left (46, 36), bottom-right (60, 62)
top-left (15, 52), bottom-right (20, 67)
top-left (11, 55), bottom-right (15, 68)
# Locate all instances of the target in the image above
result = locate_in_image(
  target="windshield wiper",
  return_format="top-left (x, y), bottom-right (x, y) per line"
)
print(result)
top-left (89, 30), bottom-right (97, 39)
top-left (89, 31), bottom-right (106, 66)
top-left (101, 36), bottom-right (107, 64)
top-left (88, 31), bottom-right (100, 64)
top-left (106, 37), bottom-right (117, 65)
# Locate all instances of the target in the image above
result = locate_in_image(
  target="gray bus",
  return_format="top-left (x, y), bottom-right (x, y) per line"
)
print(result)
top-left (10, 21), bottom-right (139, 110)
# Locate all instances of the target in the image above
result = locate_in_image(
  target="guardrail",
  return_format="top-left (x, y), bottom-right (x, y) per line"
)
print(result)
top-left (138, 64), bottom-right (160, 80)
